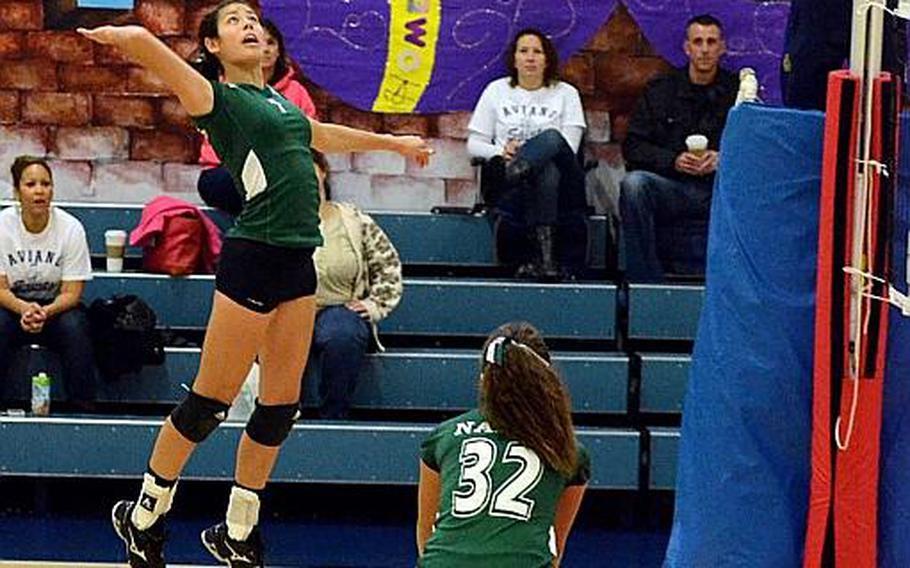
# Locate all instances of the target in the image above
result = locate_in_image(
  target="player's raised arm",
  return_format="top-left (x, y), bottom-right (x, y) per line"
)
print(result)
top-left (77, 25), bottom-right (214, 117)
top-left (309, 119), bottom-right (434, 167)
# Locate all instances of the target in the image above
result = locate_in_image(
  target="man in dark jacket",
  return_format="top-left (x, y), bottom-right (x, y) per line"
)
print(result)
top-left (620, 14), bottom-right (738, 282)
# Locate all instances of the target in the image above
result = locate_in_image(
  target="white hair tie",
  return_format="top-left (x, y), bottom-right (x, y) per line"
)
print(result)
top-left (484, 336), bottom-right (550, 367)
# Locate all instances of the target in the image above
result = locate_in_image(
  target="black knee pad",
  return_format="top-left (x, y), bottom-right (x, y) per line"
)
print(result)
top-left (169, 391), bottom-right (230, 443)
top-left (245, 401), bottom-right (300, 447)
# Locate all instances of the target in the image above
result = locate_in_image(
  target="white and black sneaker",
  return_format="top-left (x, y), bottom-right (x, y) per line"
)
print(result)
top-left (201, 521), bottom-right (264, 567)
top-left (111, 500), bottom-right (166, 568)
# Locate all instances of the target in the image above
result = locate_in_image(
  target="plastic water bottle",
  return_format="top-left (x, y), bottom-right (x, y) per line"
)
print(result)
top-left (31, 372), bottom-right (51, 416)
top-left (227, 362), bottom-right (260, 422)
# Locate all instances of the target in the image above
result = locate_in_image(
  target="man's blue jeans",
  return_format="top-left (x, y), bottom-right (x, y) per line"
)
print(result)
top-left (620, 171), bottom-right (712, 282)
top-left (307, 305), bottom-right (371, 420)
top-left (0, 305), bottom-right (97, 408)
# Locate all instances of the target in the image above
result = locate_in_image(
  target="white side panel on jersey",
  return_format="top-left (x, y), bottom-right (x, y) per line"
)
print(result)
top-left (241, 150), bottom-right (268, 202)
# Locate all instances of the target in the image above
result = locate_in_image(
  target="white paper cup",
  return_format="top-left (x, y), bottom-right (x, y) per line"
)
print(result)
top-left (685, 134), bottom-right (709, 155)
top-left (104, 229), bottom-right (127, 273)
top-left (106, 257), bottom-right (124, 272)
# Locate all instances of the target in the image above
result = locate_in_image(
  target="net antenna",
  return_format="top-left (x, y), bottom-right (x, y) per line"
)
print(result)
top-left (839, 0), bottom-right (907, 450)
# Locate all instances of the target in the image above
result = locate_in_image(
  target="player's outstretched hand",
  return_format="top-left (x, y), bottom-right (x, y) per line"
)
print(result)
top-left (394, 135), bottom-right (434, 167)
top-left (77, 24), bottom-right (143, 47)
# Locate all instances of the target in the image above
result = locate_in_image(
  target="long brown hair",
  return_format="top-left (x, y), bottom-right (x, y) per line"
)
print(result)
top-left (262, 19), bottom-right (295, 85)
top-left (479, 322), bottom-right (578, 477)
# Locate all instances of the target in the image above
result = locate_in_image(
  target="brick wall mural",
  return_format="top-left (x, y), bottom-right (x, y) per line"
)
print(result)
top-left (0, 0), bottom-right (674, 211)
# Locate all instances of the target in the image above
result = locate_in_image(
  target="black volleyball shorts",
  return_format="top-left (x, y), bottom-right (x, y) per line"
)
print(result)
top-left (215, 237), bottom-right (316, 313)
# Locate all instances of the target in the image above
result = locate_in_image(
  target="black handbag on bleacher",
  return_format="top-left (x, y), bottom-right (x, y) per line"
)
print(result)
top-left (89, 294), bottom-right (165, 381)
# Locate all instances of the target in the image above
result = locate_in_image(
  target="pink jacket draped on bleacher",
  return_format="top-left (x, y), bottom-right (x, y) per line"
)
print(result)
top-left (130, 196), bottom-right (223, 273)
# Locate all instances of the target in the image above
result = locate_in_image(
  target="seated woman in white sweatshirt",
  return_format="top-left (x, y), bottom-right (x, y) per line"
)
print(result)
top-left (467, 28), bottom-right (588, 281)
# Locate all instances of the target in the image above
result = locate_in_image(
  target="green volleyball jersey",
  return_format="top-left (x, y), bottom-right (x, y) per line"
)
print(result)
top-left (419, 409), bottom-right (591, 568)
top-left (193, 81), bottom-right (322, 248)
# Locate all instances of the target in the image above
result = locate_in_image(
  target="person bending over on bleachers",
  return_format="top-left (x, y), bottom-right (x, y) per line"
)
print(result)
top-left (619, 14), bottom-right (738, 283)
top-left (416, 321), bottom-right (589, 567)
top-left (467, 28), bottom-right (588, 282)
top-left (197, 18), bottom-right (318, 216)
top-left (78, 2), bottom-right (432, 565)
top-left (304, 151), bottom-right (402, 420)
top-left (0, 156), bottom-right (96, 411)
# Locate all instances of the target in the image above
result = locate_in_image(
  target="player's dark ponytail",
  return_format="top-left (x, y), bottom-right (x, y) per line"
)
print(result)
top-left (191, 48), bottom-right (222, 81)
top-left (311, 150), bottom-right (332, 200)
top-left (479, 322), bottom-right (578, 477)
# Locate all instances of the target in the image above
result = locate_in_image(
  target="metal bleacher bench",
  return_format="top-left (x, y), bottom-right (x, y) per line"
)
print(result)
top-left (61, 202), bottom-right (612, 270)
top-left (13, 347), bottom-right (630, 415)
top-left (626, 283), bottom-right (705, 341)
top-left (0, 416), bottom-right (641, 489)
top-left (4, 347), bottom-right (643, 489)
top-left (83, 273), bottom-right (619, 340)
top-left (4, 345), bottom-right (678, 491)
top-left (0, 202), bottom-right (702, 492)
top-left (648, 427), bottom-right (681, 490)
top-left (638, 354), bottom-right (690, 414)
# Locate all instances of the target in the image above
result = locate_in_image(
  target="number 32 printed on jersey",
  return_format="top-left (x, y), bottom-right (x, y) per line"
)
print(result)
top-left (452, 438), bottom-right (543, 521)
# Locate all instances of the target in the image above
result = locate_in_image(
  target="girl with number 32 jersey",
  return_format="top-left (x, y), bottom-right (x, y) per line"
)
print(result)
top-left (417, 322), bottom-right (590, 567)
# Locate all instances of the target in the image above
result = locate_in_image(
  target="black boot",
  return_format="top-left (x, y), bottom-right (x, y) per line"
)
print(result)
top-left (534, 225), bottom-right (560, 282)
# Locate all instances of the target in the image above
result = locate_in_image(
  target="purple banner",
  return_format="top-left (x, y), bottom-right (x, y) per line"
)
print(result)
top-left (263, 0), bottom-right (793, 113)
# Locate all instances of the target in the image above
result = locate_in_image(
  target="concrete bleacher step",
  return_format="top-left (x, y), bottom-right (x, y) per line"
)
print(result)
top-left (627, 284), bottom-right (704, 341)
top-left (648, 427), bottom-right (680, 490)
top-left (83, 274), bottom-right (619, 340)
top-left (11, 347), bottom-right (631, 415)
top-left (0, 416), bottom-right (641, 489)
top-left (57, 202), bottom-right (610, 268)
top-left (638, 354), bottom-right (690, 414)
